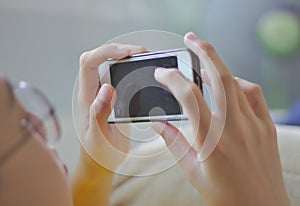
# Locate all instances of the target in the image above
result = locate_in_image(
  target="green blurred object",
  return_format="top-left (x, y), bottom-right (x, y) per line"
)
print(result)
top-left (256, 9), bottom-right (300, 57)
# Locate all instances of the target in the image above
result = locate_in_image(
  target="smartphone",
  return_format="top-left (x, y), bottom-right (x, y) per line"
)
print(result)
top-left (99, 48), bottom-right (202, 123)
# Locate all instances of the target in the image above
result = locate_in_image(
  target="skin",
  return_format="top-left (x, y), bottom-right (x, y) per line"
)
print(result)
top-left (151, 33), bottom-right (291, 206)
top-left (0, 33), bottom-right (291, 206)
top-left (71, 43), bottom-right (148, 205)
top-left (0, 76), bottom-right (72, 206)
top-left (0, 44), bottom-right (147, 206)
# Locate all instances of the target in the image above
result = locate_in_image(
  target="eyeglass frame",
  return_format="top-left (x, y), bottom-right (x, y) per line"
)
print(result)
top-left (0, 80), bottom-right (61, 168)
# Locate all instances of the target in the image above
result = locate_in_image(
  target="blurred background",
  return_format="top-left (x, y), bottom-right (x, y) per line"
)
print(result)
top-left (1, 0), bottom-right (300, 172)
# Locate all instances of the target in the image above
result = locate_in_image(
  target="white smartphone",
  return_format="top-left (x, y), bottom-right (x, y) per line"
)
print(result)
top-left (99, 48), bottom-right (202, 123)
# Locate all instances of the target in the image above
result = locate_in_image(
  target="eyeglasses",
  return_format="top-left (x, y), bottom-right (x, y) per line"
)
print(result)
top-left (0, 81), bottom-right (61, 167)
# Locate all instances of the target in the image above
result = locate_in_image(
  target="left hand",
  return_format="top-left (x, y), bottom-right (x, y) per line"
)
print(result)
top-left (78, 43), bottom-right (147, 170)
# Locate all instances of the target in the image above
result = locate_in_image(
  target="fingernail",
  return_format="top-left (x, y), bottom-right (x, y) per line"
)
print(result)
top-left (97, 84), bottom-right (113, 103)
top-left (150, 122), bottom-right (166, 134)
top-left (186, 32), bottom-right (197, 41)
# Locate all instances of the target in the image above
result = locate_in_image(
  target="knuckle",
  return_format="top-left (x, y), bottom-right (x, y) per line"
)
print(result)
top-left (105, 43), bottom-right (130, 52)
top-left (200, 42), bottom-right (215, 59)
top-left (132, 45), bottom-right (147, 53)
top-left (98, 43), bottom-right (118, 54)
top-left (89, 99), bottom-right (107, 119)
top-left (88, 101), bottom-right (95, 116)
top-left (219, 72), bottom-right (233, 86)
top-left (247, 84), bottom-right (263, 97)
top-left (252, 84), bottom-right (262, 94)
top-left (106, 43), bottom-right (119, 49)
top-left (79, 51), bottom-right (91, 68)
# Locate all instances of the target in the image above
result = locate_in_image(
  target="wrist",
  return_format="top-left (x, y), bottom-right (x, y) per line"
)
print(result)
top-left (71, 147), bottom-right (115, 206)
top-left (73, 147), bottom-right (115, 185)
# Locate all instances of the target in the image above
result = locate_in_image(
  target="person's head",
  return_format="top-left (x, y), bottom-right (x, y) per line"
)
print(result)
top-left (0, 74), bottom-right (72, 206)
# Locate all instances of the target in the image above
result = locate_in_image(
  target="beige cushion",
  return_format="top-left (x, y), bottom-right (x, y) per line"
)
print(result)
top-left (277, 125), bottom-right (300, 206)
top-left (111, 124), bottom-right (300, 206)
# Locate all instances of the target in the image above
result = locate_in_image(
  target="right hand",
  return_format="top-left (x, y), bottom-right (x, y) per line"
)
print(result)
top-left (151, 32), bottom-right (290, 206)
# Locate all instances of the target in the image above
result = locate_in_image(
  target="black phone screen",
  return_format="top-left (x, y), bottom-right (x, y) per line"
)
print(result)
top-left (110, 56), bottom-right (182, 119)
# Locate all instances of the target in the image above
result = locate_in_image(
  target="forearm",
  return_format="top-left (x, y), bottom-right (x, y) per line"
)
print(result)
top-left (71, 147), bottom-right (114, 206)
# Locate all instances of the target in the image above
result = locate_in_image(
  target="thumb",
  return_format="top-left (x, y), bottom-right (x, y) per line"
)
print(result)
top-left (89, 84), bottom-right (115, 129)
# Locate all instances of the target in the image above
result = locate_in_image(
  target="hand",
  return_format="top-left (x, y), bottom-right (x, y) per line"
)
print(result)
top-left (151, 33), bottom-right (290, 206)
top-left (78, 43), bottom-right (147, 170)
top-left (72, 43), bottom-right (146, 206)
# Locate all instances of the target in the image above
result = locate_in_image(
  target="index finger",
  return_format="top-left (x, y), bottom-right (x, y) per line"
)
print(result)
top-left (78, 44), bottom-right (147, 116)
top-left (184, 33), bottom-right (239, 119)
top-left (154, 68), bottom-right (211, 145)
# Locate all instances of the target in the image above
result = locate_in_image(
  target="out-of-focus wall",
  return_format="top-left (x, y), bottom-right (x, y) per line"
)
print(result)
top-left (201, 0), bottom-right (300, 109)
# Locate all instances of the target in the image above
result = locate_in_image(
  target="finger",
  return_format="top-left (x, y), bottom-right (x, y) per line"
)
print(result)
top-left (184, 32), bottom-right (239, 118)
top-left (78, 44), bottom-right (147, 120)
top-left (235, 78), bottom-right (272, 121)
top-left (232, 77), bottom-right (255, 117)
top-left (151, 121), bottom-right (200, 180)
top-left (89, 84), bottom-right (115, 132)
top-left (154, 68), bottom-right (211, 144)
top-left (88, 84), bottom-right (130, 156)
